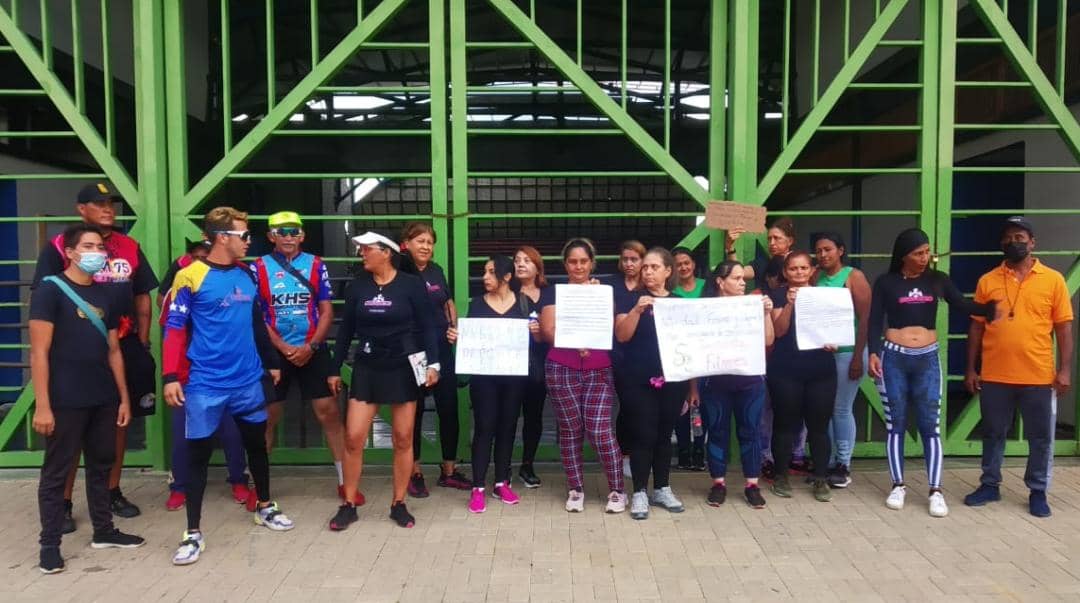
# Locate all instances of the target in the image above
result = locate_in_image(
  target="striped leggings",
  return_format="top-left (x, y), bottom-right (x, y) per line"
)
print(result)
top-left (545, 360), bottom-right (624, 493)
top-left (878, 341), bottom-right (943, 489)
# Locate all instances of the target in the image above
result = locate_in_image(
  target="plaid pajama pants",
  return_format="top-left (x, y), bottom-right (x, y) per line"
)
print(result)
top-left (545, 359), bottom-right (624, 493)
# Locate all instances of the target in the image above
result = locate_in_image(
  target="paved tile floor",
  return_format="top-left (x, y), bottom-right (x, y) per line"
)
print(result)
top-left (3, 459), bottom-right (1080, 602)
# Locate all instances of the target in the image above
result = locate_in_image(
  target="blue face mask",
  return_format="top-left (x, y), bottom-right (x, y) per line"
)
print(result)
top-left (76, 251), bottom-right (108, 274)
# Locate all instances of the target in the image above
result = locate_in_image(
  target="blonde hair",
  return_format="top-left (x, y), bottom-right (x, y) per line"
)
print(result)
top-left (203, 206), bottom-right (248, 235)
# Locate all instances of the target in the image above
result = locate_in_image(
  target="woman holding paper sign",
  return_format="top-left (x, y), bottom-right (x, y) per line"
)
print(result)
top-left (538, 238), bottom-right (627, 514)
top-left (446, 256), bottom-right (537, 513)
top-left (614, 248), bottom-right (690, 520)
top-left (867, 228), bottom-right (999, 518)
top-left (513, 245), bottom-right (550, 488)
top-left (767, 251), bottom-right (837, 502)
top-left (692, 260), bottom-right (773, 509)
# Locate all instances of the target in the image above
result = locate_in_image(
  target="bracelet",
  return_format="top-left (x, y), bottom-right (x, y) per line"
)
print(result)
top-left (725, 249), bottom-right (736, 255)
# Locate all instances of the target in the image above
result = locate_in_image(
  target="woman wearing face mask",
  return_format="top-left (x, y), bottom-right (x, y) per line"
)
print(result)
top-left (400, 223), bottom-right (470, 497)
top-left (513, 246), bottom-right (550, 488)
top-left (867, 228), bottom-right (999, 518)
top-left (692, 261), bottom-right (773, 509)
top-left (538, 238), bottom-right (626, 514)
top-left (614, 248), bottom-right (689, 519)
top-left (447, 256), bottom-right (538, 513)
top-left (767, 251), bottom-right (837, 502)
top-left (811, 232), bottom-right (871, 489)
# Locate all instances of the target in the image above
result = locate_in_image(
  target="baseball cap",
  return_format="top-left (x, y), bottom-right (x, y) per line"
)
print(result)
top-left (268, 211), bottom-right (303, 227)
top-left (77, 182), bottom-right (120, 204)
top-left (1002, 216), bottom-right (1034, 237)
top-left (351, 231), bottom-right (399, 252)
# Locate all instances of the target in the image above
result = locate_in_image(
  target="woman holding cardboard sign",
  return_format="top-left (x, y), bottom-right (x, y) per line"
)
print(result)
top-left (447, 255), bottom-right (537, 513)
top-left (538, 238), bottom-right (627, 514)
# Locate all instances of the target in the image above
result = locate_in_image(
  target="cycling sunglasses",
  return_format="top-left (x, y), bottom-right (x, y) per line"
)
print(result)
top-left (271, 227), bottom-right (303, 238)
top-left (214, 230), bottom-right (252, 242)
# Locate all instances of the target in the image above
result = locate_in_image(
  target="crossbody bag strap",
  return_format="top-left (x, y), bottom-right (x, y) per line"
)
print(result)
top-left (43, 275), bottom-right (109, 340)
top-left (279, 258), bottom-right (317, 296)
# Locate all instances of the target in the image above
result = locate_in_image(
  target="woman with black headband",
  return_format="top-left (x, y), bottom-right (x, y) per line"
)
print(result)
top-left (328, 232), bottom-right (441, 531)
top-left (867, 228), bottom-right (999, 518)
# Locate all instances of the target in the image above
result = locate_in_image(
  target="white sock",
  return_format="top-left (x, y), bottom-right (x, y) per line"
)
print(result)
top-left (494, 482), bottom-right (504, 488)
top-left (334, 461), bottom-right (344, 486)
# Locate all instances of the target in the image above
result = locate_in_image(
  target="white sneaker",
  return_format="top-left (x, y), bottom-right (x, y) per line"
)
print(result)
top-left (885, 485), bottom-right (906, 510)
top-left (254, 502), bottom-right (295, 531)
top-left (605, 491), bottom-right (627, 514)
top-left (622, 457), bottom-right (632, 478)
top-left (172, 530), bottom-right (204, 566)
top-left (928, 491), bottom-right (949, 517)
top-left (630, 491), bottom-right (649, 520)
top-left (650, 486), bottom-right (685, 513)
top-left (565, 490), bottom-right (584, 513)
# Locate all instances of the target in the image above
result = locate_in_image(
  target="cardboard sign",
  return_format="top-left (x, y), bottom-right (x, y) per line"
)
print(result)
top-left (704, 201), bottom-right (767, 233)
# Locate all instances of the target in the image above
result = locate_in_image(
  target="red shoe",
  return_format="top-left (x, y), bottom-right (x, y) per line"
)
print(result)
top-left (245, 486), bottom-right (258, 512)
top-left (337, 484), bottom-right (366, 507)
top-left (232, 483), bottom-right (250, 504)
top-left (166, 490), bottom-right (186, 511)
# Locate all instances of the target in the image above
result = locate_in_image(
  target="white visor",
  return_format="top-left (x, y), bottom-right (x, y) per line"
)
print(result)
top-left (351, 231), bottom-right (399, 252)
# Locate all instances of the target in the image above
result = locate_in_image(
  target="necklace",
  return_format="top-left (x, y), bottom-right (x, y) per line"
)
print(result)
top-left (1002, 268), bottom-right (1022, 319)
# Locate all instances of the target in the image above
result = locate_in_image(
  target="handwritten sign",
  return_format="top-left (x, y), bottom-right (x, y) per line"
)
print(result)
top-left (794, 286), bottom-right (855, 350)
top-left (554, 284), bottom-right (614, 350)
top-left (455, 318), bottom-right (530, 376)
top-left (704, 201), bottom-right (767, 233)
top-left (653, 296), bottom-right (766, 381)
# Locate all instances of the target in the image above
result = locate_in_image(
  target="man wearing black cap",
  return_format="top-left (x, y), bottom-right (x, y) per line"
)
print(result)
top-left (32, 182), bottom-right (159, 529)
top-left (964, 217), bottom-right (1073, 517)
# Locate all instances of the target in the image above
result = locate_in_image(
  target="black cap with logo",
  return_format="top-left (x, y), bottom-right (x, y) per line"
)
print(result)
top-left (77, 182), bottom-right (121, 204)
top-left (1001, 216), bottom-right (1034, 237)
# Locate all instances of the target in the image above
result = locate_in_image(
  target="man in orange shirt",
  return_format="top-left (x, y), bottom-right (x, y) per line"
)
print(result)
top-left (963, 217), bottom-right (1073, 518)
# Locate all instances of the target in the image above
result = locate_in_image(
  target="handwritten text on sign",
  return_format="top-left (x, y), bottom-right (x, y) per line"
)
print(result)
top-left (653, 296), bottom-right (766, 381)
top-left (704, 201), bottom-right (767, 233)
top-left (794, 286), bottom-right (855, 351)
top-left (554, 284), bottom-right (614, 350)
top-left (455, 318), bottom-right (531, 376)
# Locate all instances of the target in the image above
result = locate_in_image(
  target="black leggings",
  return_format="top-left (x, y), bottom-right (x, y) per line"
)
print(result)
top-left (470, 376), bottom-right (525, 486)
top-left (187, 418), bottom-right (269, 531)
top-left (766, 372), bottom-right (836, 480)
top-left (519, 378), bottom-right (546, 465)
top-left (413, 338), bottom-right (460, 464)
top-left (621, 379), bottom-right (688, 492)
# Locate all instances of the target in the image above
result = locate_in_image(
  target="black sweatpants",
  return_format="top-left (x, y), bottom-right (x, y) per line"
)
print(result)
top-left (767, 371), bottom-right (836, 480)
top-left (519, 378), bottom-right (546, 465)
top-left (186, 417), bottom-right (270, 531)
top-left (39, 405), bottom-right (117, 547)
top-left (470, 376), bottom-right (525, 486)
top-left (621, 379), bottom-right (688, 492)
top-left (414, 337), bottom-right (460, 463)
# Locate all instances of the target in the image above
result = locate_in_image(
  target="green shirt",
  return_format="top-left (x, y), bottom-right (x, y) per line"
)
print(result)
top-left (816, 266), bottom-right (856, 353)
top-left (673, 278), bottom-right (706, 299)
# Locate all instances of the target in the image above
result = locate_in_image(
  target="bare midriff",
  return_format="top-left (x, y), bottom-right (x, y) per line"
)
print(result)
top-left (884, 326), bottom-right (936, 349)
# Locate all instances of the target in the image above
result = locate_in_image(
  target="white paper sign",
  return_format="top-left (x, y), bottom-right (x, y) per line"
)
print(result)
top-left (455, 318), bottom-right (531, 376)
top-left (554, 284), bottom-right (614, 350)
top-left (652, 296), bottom-right (767, 381)
top-left (408, 351), bottom-right (428, 386)
top-left (794, 286), bottom-right (855, 350)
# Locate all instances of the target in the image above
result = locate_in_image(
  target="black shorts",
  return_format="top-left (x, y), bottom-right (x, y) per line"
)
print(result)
top-left (272, 346), bottom-right (334, 402)
top-left (350, 359), bottom-right (419, 405)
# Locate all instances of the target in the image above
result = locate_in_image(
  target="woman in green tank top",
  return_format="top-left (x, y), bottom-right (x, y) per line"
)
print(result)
top-left (812, 232), bottom-right (871, 489)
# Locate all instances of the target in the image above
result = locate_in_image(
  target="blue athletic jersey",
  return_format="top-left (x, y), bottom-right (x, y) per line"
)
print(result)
top-left (252, 252), bottom-right (333, 346)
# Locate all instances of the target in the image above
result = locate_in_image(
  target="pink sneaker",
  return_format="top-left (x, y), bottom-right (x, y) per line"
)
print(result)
top-left (468, 488), bottom-right (486, 513)
top-left (493, 482), bottom-right (520, 505)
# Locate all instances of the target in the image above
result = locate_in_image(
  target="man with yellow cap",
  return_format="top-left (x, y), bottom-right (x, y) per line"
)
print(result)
top-left (251, 211), bottom-right (363, 505)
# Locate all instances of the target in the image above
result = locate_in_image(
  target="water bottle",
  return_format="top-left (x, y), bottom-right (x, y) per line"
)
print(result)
top-left (690, 407), bottom-right (703, 438)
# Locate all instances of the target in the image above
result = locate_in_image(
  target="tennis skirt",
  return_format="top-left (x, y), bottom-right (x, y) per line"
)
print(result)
top-left (350, 359), bottom-right (420, 405)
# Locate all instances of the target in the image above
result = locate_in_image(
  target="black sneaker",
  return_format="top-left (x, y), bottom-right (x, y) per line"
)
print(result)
top-left (389, 501), bottom-right (415, 528)
top-left (39, 546), bottom-right (64, 574)
top-left (518, 464), bottom-right (542, 488)
top-left (760, 460), bottom-right (776, 482)
top-left (676, 452), bottom-right (692, 470)
top-left (91, 528), bottom-right (146, 549)
top-left (744, 485), bottom-right (767, 509)
top-left (788, 458), bottom-right (812, 476)
top-left (827, 464), bottom-right (852, 489)
top-left (707, 483), bottom-right (727, 507)
top-left (109, 488), bottom-right (141, 518)
top-left (61, 499), bottom-right (76, 534)
top-left (407, 473), bottom-right (430, 498)
top-left (691, 452), bottom-right (706, 472)
top-left (329, 503), bottom-right (358, 531)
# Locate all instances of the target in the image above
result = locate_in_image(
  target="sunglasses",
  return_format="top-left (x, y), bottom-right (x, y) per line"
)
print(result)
top-left (271, 227), bottom-right (303, 238)
top-left (215, 230), bottom-right (252, 242)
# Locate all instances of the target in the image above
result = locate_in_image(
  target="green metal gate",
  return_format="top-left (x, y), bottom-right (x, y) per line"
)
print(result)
top-left (1, 0), bottom-right (1079, 468)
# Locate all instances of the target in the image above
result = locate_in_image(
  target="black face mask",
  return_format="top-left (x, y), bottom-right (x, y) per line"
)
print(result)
top-left (1003, 241), bottom-right (1030, 263)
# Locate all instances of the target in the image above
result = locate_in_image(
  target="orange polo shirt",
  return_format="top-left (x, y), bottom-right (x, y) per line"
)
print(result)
top-left (972, 259), bottom-right (1073, 385)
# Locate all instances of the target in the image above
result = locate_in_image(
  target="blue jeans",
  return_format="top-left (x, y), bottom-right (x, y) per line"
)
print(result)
top-left (699, 377), bottom-right (766, 479)
top-left (830, 350), bottom-right (867, 467)
top-left (878, 342), bottom-right (943, 488)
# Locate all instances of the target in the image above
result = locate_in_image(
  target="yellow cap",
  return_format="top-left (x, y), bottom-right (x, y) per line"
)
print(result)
top-left (268, 211), bottom-right (303, 227)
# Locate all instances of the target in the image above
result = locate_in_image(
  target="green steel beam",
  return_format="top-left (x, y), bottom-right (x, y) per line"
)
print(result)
top-left (706, 0), bottom-right (727, 264)
top-left (0, 384), bottom-right (34, 452)
top-left (429, 0), bottom-right (450, 291)
top-left (181, 0), bottom-right (410, 214)
top-left (486, 0), bottom-right (710, 208)
top-left (0, 4), bottom-right (140, 210)
top-left (757, 0), bottom-right (908, 206)
top-left (163, 0), bottom-right (190, 262)
top-left (727, 0), bottom-right (758, 264)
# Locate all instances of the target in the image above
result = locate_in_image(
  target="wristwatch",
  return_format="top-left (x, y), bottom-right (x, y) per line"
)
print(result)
top-left (309, 342), bottom-right (320, 352)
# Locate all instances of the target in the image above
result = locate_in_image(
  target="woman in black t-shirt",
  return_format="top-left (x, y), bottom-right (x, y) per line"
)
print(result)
top-left (513, 245), bottom-right (550, 487)
top-left (448, 256), bottom-right (538, 513)
top-left (614, 247), bottom-right (690, 520)
top-left (766, 250), bottom-right (837, 502)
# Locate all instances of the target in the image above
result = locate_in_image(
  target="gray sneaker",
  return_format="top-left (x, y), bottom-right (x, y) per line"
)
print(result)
top-left (630, 491), bottom-right (649, 520)
top-left (650, 486), bottom-right (685, 513)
